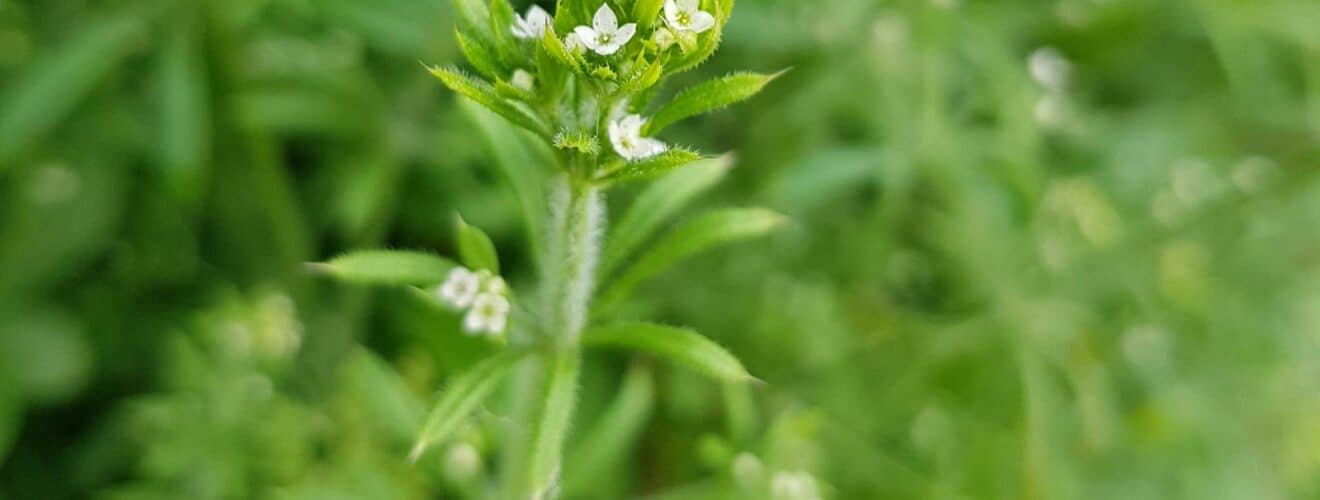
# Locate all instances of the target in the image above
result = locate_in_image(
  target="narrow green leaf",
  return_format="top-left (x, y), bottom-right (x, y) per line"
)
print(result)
top-left (156, 14), bottom-right (211, 208)
top-left (597, 208), bottom-right (785, 311)
top-left (602, 155), bottom-right (733, 278)
top-left (455, 215), bottom-right (501, 273)
top-left (553, 0), bottom-right (592, 35)
top-left (535, 43), bottom-right (569, 100)
top-left (634, 0), bottom-right (665, 28)
top-left (583, 323), bottom-right (754, 382)
top-left (645, 71), bottom-right (784, 135)
top-left (0, 10), bottom-right (146, 167)
top-left (410, 350), bottom-right (528, 461)
top-left (487, 0), bottom-right (522, 64)
top-left (598, 149), bottom-right (704, 184)
top-left (520, 350), bottom-right (582, 498)
top-left (428, 65), bottom-right (552, 139)
top-left (458, 100), bottom-right (548, 261)
top-left (310, 250), bottom-right (457, 286)
top-left (451, 0), bottom-right (493, 39)
top-left (456, 29), bottom-right (505, 80)
top-left (542, 28), bottom-right (583, 73)
top-left (620, 55), bottom-right (666, 93)
top-left (349, 348), bottom-right (425, 443)
top-left (563, 363), bottom-right (655, 498)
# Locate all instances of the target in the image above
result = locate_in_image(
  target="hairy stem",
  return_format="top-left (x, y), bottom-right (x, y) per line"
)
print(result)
top-left (504, 173), bottom-right (603, 499)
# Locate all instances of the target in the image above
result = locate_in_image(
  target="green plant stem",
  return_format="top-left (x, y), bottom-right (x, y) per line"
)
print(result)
top-left (504, 173), bottom-right (603, 499)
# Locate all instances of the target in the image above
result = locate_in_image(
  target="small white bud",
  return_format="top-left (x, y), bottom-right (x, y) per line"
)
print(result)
top-left (1029, 47), bottom-right (1071, 90)
top-left (444, 442), bottom-right (481, 482)
top-left (731, 453), bottom-right (764, 488)
top-left (511, 69), bottom-right (535, 92)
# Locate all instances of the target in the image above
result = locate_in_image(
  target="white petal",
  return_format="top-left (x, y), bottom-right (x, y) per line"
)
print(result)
top-left (486, 314), bottom-right (507, 335)
top-left (595, 40), bottom-right (623, 55)
top-left (462, 310), bottom-right (487, 334)
top-left (593, 4), bottom-right (618, 32)
top-left (615, 23), bottom-right (637, 45)
top-left (643, 138), bottom-right (668, 157)
top-left (527, 5), bottom-right (552, 26)
top-left (664, 0), bottom-right (680, 23)
top-left (621, 114), bottom-right (646, 135)
top-left (688, 11), bottom-right (715, 33)
top-left (574, 26), bottom-right (601, 50)
top-left (678, 0), bottom-right (701, 11)
top-left (565, 32), bottom-right (584, 51)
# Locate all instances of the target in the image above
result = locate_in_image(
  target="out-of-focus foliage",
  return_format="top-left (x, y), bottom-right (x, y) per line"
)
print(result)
top-left (0, 0), bottom-right (1316, 498)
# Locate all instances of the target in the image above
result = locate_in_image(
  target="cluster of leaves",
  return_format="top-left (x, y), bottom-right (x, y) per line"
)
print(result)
top-left (432, 0), bottom-right (778, 184)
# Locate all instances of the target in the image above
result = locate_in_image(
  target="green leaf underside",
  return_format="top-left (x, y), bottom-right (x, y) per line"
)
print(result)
top-left (602, 156), bottom-right (733, 278)
top-left (313, 250), bottom-right (457, 286)
top-left (410, 350), bottom-right (528, 461)
top-left (583, 323), bottom-right (753, 382)
top-left (596, 208), bottom-right (785, 311)
top-left (598, 149), bottom-right (704, 183)
top-left (645, 71), bottom-right (781, 135)
top-left (455, 215), bottom-right (501, 272)
top-left (428, 65), bottom-right (551, 139)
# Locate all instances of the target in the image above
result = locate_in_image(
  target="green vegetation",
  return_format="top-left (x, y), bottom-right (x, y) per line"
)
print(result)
top-left (0, 0), bottom-right (1317, 499)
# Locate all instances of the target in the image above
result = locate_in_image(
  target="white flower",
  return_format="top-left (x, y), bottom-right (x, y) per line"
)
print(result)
top-left (463, 292), bottom-right (510, 336)
top-left (512, 5), bottom-right (553, 39)
top-left (574, 4), bottom-right (637, 55)
top-left (565, 32), bottom-right (585, 53)
top-left (609, 114), bottom-right (667, 160)
top-left (771, 470), bottom-right (822, 500)
top-left (483, 274), bottom-right (507, 295)
top-left (511, 69), bottom-right (535, 91)
top-left (438, 267), bottom-right (480, 308)
top-left (1029, 47), bottom-right (1071, 90)
top-left (664, 0), bottom-right (716, 33)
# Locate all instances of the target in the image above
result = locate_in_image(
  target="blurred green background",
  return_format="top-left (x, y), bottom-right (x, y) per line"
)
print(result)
top-left (1, 0), bottom-right (1318, 498)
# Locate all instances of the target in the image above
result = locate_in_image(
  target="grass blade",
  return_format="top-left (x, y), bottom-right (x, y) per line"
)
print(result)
top-left (596, 208), bottom-right (785, 312)
top-left (563, 363), bottom-right (655, 498)
top-left (583, 323), bottom-right (754, 382)
top-left (602, 155), bottom-right (733, 278)
top-left (410, 350), bottom-right (527, 461)
top-left (0, 9), bottom-right (147, 166)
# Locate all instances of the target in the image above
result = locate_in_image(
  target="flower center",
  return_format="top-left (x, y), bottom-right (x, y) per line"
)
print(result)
top-left (677, 12), bottom-right (691, 26)
top-left (598, 33), bottom-right (613, 44)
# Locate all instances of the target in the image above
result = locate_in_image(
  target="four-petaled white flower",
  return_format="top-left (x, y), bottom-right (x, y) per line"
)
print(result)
top-left (609, 114), bottom-right (667, 160)
top-left (437, 266), bottom-right (512, 337)
top-left (464, 292), bottom-right (510, 336)
top-left (511, 5), bottom-right (553, 39)
top-left (574, 4), bottom-right (637, 56)
top-left (437, 267), bottom-right (480, 308)
top-left (664, 0), bottom-right (715, 33)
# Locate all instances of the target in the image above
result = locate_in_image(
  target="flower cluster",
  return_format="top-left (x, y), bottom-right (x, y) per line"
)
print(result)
top-left (501, 1), bottom-right (720, 162)
top-left (437, 267), bottom-right (510, 337)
